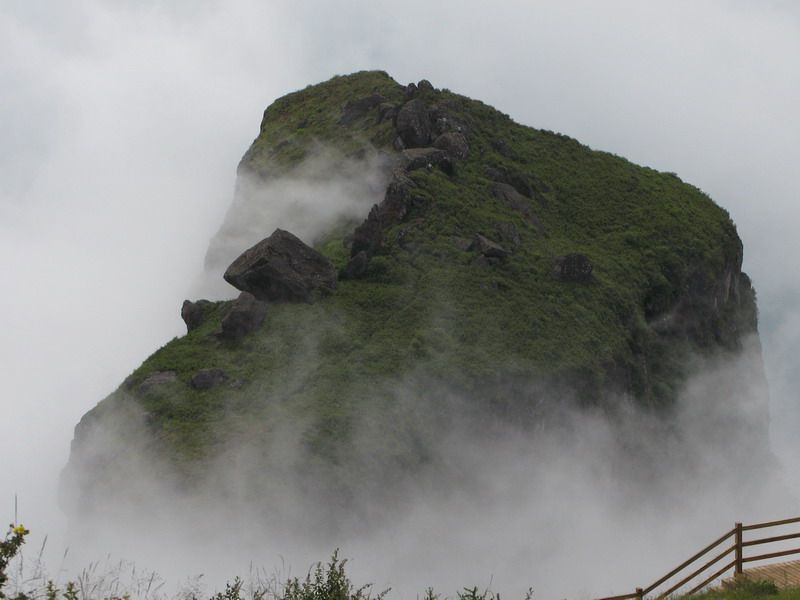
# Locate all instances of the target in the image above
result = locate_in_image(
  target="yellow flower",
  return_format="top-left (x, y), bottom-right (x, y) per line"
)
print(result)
top-left (12, 525), bottom-right (28, 535)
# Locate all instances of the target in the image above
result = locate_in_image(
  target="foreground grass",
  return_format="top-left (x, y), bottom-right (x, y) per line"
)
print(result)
top-left (0, 525), bottom-right (531, 600)
top-left (689, 578), bottom-right (800, 600)
top-left (10, 525), bottom-right (800, 600)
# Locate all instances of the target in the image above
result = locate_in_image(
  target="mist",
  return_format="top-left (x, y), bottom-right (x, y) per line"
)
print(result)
top-left (56, 331), bottom-right (792, 600)
top-left (2, 1), bottom-right (799, 599)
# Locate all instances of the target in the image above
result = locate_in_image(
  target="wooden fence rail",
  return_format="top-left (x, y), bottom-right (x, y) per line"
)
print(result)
top-left (596, 517), bottom-right (800, 600)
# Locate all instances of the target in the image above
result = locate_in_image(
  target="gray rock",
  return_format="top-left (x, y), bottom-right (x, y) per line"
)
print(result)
top-left (433, 133), bottom-right (469, 159)
top-left (377, 103), bottom-right (397, 124)
top-left (472, 234), bottom-right (510, 258)
top-left (191, 368), bottom-right (228, 391)
top-left (403, 82), bottom-right (418, 101)
top-left (340, 93), bottom-right (388, 125)
top-left (218, 292), bottom-right (267, 339)
top-left (181, 299), bottom-right (211, 333)
top-left (551, 253), bottom-right (593, 283)
top-left (417, 79), bottom-right (434, 92)
top-left (400, 147), bottom-right (448, 172)
top-left (343, 250), bottom-right (369, 279)
top-left (351, 204), bottom-right (383, 258)
top-left (380, 169), bottom-right (416, 227)
top-left (395, 99), bottom-right (431, 148)
top-left (138, 371), bottom-right (178, 394)
top-left (351, 169), bottom-right (416, 258)
top-left (224, 229), bottom-right (338, 302)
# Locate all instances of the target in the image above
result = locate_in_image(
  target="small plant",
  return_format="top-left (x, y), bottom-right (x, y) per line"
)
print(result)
top-left (0, 524), bottom-right (28, 599)
top-left (282, 550), bottom-right (388, 600)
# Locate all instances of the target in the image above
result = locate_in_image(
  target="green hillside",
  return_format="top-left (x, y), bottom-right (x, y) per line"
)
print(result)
top-left (60, 71), bottom-right (761, 520)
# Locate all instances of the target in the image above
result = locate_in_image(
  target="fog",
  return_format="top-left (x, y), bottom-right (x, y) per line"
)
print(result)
top-left (1, 1), bottom-right (799, 598)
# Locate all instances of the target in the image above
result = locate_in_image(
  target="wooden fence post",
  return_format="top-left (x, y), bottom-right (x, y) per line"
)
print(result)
top-left (735, 522), bottom-right (743, 577)
top-left (636, 587), bottom-right (643, 600)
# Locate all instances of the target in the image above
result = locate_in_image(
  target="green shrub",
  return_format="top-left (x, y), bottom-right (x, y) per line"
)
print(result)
top-left (282, 550), bottom-right (387, 600)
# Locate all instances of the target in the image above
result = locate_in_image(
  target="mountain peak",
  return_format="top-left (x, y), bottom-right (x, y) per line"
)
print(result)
top-left (60, 71), bottom-right (770, 534)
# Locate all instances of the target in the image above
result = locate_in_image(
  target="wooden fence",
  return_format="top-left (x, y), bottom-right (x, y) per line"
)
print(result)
top-left (596, 516), bottom-right (800, 600)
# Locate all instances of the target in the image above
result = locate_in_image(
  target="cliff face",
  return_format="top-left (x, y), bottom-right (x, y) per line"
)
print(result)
top-left (60, 71), bottom-right (770, 528)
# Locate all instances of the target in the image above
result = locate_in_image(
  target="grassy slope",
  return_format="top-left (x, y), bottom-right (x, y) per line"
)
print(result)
top-left (78, 71), bottom-right (756, 480)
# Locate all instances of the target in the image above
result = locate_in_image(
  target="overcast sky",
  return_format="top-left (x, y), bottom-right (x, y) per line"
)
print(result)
top-left (1, 0), bottom-right (799, 596)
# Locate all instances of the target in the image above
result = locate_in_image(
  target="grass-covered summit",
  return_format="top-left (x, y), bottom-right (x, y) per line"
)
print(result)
top-left (60, 71), bottom-right (766, 528)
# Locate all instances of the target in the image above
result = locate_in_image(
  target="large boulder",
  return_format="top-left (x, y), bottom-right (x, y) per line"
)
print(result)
top-left (218, 292), bottom-right (267, 339)
top-left (181, 299), bottom-right (211, 333)
top-left (395, 99), bottom-right (431, 148)
top-left (224, 229), bottom-right (338, 302)
top-left (433, 133), bottom-right (469, 159)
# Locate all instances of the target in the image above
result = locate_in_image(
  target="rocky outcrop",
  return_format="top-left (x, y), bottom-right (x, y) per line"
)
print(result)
top-left (351, 204), bottom-right (383, 258)
top-left (433, 132), bottom-right (469, 159)
top-left (343, 250), bottom-right (369, 280)
top-left (395, 99), bottom-right (431, 149)
top-left (551, 253), bottom-right (593, 282)
top-left (181, 299), bottom-right (211, 333)
top-left (217, 292), bottom-right (267, 339)
top-left (137, 371), bottom-right (178, 394)
top-left (340, 93), bottom-right (388, 125)
top-left (351, 169), bottom-right (417, 258)
top-left (224, 229), bottom-right (338, 302)
top-left (417, 79), bottom-right (434, 93)
top-left (647, 248), bottom-right (747, 349)
top-left (191, 368), bottom-right (228, 391)
top-left (377, 103), bottom-right (396, 124)
top-left (400, 148), bottom-right (448, 172)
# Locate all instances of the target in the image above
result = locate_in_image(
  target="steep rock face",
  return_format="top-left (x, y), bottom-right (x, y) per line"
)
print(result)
top-left (395, 98), bottom-right (431, 148)
top-left (61, 71), bottom-right (771, 526)
top-left (350, 168), bottom-right (417, 258)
